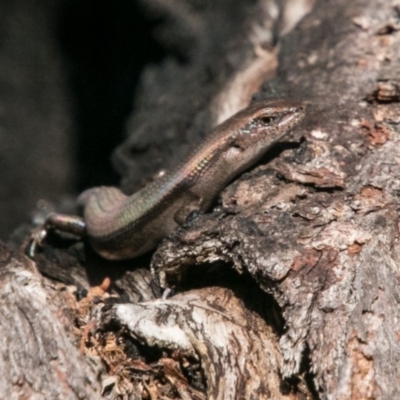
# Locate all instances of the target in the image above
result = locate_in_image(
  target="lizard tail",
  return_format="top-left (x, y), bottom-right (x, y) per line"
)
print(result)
top-left (78, 187), bottom-right (128, 237)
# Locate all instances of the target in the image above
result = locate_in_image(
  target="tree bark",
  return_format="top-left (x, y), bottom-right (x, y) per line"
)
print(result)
top-left (0, 242), bottom-right (101, 399)
top-left (152, 0), bottom-right (400, 398)
top-left (3, 0), bottom-right (400, 399)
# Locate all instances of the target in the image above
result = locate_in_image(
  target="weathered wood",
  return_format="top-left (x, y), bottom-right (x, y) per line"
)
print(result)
top-left (0, 242), bottom-right (101, 399)
top-left (104, 287), bottom-right (293, 400)
top-left (5, 0), bottom-right (400, 399)
top-left (151, 0), bottom-right (400, 398)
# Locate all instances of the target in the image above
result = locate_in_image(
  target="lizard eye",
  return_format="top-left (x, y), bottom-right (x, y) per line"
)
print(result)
top-left (260, 116), bottom-right (277, 125)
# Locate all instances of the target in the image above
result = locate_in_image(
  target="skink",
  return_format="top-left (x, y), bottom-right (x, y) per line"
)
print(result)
top-left (31, 99), bottom-right (305, 260)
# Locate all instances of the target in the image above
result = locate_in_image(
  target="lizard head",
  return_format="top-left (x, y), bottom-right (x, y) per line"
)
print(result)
top-left (223, 99), bottom-right (306, 153)
top-left (237, 99), bottom-right (306, 142)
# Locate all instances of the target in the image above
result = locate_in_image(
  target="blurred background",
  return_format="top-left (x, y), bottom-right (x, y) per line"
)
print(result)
top-left (0, 0), bottom-right (165, 239)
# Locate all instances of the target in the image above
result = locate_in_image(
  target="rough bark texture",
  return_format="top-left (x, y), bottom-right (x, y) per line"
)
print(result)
top-left (3, 0), bottom-right (400, 399)
top-left (0, 242), bottom-right (101, 399)
top-left (105, 287), bottom-right (290, 400)
top-left (151, 0), bottom-right (400, 398)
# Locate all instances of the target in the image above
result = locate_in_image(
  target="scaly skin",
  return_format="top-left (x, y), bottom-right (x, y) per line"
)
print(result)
top-left (39, 100), bottom-right (305, 260)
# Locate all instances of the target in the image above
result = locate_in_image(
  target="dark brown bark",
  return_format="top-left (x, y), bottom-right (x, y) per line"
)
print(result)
top-left (3, 0), bottom-right (400, 399)
top-left (151, 0), bottom-right (400, 398)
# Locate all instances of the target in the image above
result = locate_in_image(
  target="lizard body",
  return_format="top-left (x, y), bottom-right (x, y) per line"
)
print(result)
top-left (37, 100), bottom-right (305, 260)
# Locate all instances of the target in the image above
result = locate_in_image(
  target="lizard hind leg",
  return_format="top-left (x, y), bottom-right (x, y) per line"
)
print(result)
top-left (173, 191), bottom-right (203, 226)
